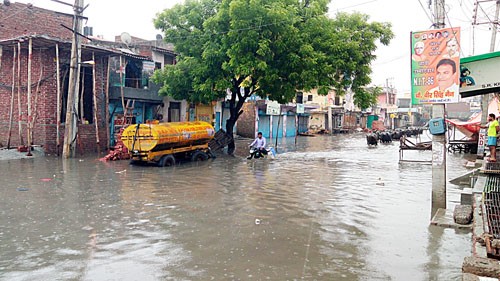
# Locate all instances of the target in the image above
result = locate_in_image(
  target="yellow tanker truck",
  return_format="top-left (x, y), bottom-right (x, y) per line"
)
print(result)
top-left (121, 121), bottom-right (216, 166)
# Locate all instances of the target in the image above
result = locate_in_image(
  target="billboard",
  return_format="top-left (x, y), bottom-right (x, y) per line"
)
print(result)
top-left (411, 27), bottom-right (460, 104)
top-left (459, 51), bottom-right (500, 98)
top-left (266, 101), bottom-right (280, 115)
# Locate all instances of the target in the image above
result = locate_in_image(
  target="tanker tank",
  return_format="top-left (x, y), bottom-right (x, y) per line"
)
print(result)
top-left (121, 121), bottom-right (216, 165)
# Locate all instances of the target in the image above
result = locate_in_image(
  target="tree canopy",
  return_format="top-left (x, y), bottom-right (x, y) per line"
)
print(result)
top-left (153, 0), bottom-right (393, 151)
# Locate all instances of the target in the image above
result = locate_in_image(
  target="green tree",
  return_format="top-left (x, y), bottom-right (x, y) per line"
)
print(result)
top-left (153, 0), bottom-right (393, 154)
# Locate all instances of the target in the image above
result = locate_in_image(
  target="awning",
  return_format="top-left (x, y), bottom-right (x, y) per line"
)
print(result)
top-left (445, 119), bottom-right (480, 138)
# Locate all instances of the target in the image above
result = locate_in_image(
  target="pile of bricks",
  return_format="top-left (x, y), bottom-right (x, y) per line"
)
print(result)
top-left (99, 129), bottom-right (130, 161)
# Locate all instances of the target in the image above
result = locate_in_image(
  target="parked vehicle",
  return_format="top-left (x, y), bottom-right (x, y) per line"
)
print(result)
top-left (121, 121), bottom-right (215, 166)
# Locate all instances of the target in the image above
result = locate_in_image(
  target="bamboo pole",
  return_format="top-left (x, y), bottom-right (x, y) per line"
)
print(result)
top-left (55, 44), bottom-right (61, 155)
top-left (80, 67), bottom-right (85, 123)
top-left (17, 42), bottom-right (24, 146)
top-left (105, 56), bottom-right (110, 149)
top-left (92, 52), bottom-right (100, 154)
top-left (7, 46), bottom-right (16, 148)
top-left (27, 38), bottom-right (32, 156)
top-left (32, 50), bottom-right (43, 134)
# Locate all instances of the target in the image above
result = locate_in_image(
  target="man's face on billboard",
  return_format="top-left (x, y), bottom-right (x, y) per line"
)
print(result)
top-left (436, 64), bottom-right (455, 89)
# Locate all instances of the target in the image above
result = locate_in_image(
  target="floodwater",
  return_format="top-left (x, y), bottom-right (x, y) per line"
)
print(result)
top-left (0, 132), bottom-right (474, 281)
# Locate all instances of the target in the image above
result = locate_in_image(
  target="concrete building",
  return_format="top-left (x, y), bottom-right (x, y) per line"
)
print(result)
top-left (297, 89), bottom-right (345, 132)
top-left (237, 100), bottom-right (311, 139)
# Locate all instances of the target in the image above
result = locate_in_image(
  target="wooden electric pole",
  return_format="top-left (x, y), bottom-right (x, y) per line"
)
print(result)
top-left (62, 0), bottom-right (84, 158)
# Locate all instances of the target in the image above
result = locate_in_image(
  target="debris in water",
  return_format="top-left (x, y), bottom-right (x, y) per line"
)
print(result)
top-left (255, 219), bottom-right (261, 225)
top-left (17, 188), bottom-right (29, 191)
top-left (115, 170), bottom-right (127, 174)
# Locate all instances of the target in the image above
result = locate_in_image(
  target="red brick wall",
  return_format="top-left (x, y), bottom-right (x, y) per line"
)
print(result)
top-left (237, 102), bottom-right (256, 138)
top-left (0, 3), bottom-right (73, 40)
top-left (0, 42), bottom-right (109, 155)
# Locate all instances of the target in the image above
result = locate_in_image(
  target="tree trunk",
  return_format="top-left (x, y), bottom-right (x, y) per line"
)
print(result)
top-left (224, 83), bottom-right (248, 155)
top-left (226, 116), bottom-right (236, 155)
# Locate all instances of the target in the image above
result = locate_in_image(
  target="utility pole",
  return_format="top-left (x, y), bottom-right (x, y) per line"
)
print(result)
top-left (62, 0), bottom-right (83, 158)
top-left (473, 0), bottom-right (500, 125)
top-left (431, 0), bottom-right (447, 215)
top-left (433, 0), bottom-right (446, 29)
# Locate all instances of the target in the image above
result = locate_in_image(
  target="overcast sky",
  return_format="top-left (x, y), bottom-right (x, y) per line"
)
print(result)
top-left (14, 0), bottom-right (497, 95)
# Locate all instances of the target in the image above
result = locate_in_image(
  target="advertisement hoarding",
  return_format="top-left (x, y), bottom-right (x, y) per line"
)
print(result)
top-left (411, 27), bottom-right (460, 105)
top-left (460, 51), bottom-right (500, 97)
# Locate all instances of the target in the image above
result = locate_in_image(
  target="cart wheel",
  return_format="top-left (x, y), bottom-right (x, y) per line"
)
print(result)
top-left (158, 155), bottom-right (176, 167)
top-left (191, 151), bottom-right (209, 162)
top-left (207, 149), bottom-right (216, 160)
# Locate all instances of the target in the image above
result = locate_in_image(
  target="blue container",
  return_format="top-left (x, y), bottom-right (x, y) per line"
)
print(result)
top-left (429, 118), bottom-right (446, 135)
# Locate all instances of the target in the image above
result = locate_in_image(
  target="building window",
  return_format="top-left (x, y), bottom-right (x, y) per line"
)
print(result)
top-left (164, 54), bottom-right (174, 65)
top-left (296, 92), bottom-right (303, 104)
top-left (307, 95), bottom-right (313, 102)
top-left (334, 96), bottom-right (340, 105)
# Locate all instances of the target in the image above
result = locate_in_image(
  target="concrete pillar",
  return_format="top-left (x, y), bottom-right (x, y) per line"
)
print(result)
top-left (254, 105), bottom-right (259, 137)
top-left (431, 104), bottom-right (446, 215)
top-left (270, 115), bottom-right (273, 140)
top-left (283, 114), bottom-right (287, 138)
top-left (327, 106), bottom-right (332, 133)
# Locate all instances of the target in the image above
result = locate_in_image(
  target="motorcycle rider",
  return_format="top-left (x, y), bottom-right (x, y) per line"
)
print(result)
top-left (248, 132), bottom-right (267, 159)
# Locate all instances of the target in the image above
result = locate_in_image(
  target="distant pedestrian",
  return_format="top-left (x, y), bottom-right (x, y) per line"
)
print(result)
top-left (482, 113), bottom-right (499, 162)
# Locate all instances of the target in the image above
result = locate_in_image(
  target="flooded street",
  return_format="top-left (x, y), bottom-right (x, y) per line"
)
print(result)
top-left (0, 133), bottom-right (474, 280)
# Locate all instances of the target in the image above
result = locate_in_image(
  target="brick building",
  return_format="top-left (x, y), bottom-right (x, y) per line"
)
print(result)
top-left (0, 2), bottom-right (110, 155)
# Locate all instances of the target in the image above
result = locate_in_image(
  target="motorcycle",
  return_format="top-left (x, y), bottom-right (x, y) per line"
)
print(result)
top-left (248, 146), bottom-right (276, 159)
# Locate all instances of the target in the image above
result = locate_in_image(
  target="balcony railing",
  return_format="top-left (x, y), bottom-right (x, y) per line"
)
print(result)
top-left (109, 81), bottom-right (163, 102)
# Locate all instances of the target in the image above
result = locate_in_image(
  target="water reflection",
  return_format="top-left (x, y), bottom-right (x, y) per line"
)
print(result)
top-left (0, 133), bottom-right (473, 280)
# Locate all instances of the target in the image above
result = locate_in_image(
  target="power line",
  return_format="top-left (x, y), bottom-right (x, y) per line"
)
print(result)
top-left (0, 0), bottom-right (37, 23)
top-left (333, 0), bottom-right (380, 11)
top-left (417, 0), bottom-right (435, 24)
top-left (373, 54), bottom-right (406, 65)
top-left (441, 1), bottom-right (466, 57)
top-left (162, 19), bottom-right (293, 41)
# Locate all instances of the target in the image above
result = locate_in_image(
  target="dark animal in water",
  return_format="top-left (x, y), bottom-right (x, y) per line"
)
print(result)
top-left (366, 133), bottom-right (378, 146)
top-left (379, 132), bottom-right (392, 143)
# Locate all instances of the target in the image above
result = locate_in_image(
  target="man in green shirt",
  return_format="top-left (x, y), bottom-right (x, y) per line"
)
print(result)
top-left (484, 113), bottom-right (499, 162)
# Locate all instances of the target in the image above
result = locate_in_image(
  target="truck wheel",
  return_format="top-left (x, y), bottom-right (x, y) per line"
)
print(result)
top-left (191, 151), bottom-right (208, 162)
top-left (158, 155), bottom-right (176, 167)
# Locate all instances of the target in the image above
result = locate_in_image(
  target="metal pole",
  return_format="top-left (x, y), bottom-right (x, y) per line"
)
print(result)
top-left (275, 114), bottom-right (280, 153)
top-left (480, 0), bottom-right (500, 147)
top-left (489, 0), bottom-right (500, 52)
top-left (295, 113), bottom-right (298, 146)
